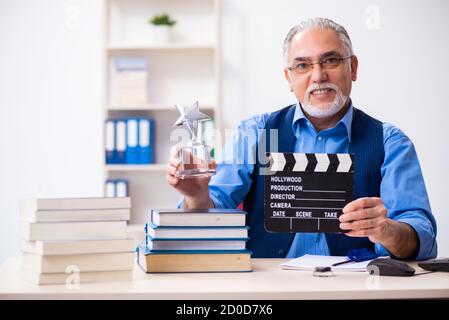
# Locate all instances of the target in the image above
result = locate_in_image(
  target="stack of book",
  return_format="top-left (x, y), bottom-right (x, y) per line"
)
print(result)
top-left (19, 197), bottom-right (135, 285)
top-left (137, 208), bottom-right (252, 273)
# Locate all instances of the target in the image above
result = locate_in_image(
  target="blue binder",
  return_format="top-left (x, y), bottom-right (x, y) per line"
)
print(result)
top-left (115, 179), bottom-right (129, 197)
top-left (138, 118), bottom-right (154, 164)
top-left (115, 119), bottom-right (127, 164)
top-left (105, 119), bottom-right (116, 164)
top-left (126, 118), bottom-right (139, 164)
top-left (104, 179), bottom-right (116, 197)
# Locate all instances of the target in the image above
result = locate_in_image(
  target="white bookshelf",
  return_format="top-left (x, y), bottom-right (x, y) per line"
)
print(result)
top-left (106, 103), bottom-right (216, 111)
top-left (102, 0), bottom-right (222, 242)
top-left (107, 44), bottom-right (215, 51)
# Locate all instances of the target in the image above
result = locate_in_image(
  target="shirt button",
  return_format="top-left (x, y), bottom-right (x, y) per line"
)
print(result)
top-left (278, 249), bottom-right (284, 256)
top-left (307, 122), bottom-right (311, 126)
top-left (318, 136), bottom-right (323, 140)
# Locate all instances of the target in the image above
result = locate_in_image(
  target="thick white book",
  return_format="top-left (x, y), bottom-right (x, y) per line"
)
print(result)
top-left (20, 221), bottom-right (127, 241)
top-left (21, 238), bottom-right (135, 255)
top-left (20, 197), bottom-right (131, 211)
top-left (20, 268), bottom-right (133, 285)
top-left (151, 209), bottom-right (247, 227)
top-left (280, 254), bottom-right (374, 272)
top-left (137, 245), bottom-right (252, 273)
top-left (20, 208), bottom-right (130, 223)
top-left (147, 224), bottom-right (249, 239)
top-left (147, 238), bottom-right (248, 251)
top-left (21, 252), bottom-right (135, 274)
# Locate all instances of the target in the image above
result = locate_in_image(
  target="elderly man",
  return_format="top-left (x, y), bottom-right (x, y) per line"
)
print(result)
top-left (166, 18), bottom-right (437, 260)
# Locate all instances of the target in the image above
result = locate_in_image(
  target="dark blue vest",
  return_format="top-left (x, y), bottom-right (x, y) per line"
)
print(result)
top-left (243, 104), bottom-right (384, 257)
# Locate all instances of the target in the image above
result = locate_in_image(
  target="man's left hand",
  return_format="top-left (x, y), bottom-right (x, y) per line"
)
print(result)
top-left (339, 197), bottom-right (391, 243)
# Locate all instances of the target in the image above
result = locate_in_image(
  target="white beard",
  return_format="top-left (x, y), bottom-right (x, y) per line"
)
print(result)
top-left (302, 83), bottom-right (348, 118)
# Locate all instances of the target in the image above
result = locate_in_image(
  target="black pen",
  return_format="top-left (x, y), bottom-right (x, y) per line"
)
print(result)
top-left (331, 259), bottom-right (353, 267)
top-left (331, 249), bottom-right (380, 267)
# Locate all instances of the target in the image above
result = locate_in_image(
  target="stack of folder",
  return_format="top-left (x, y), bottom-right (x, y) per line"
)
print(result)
top-left (104, 179), bottom-right (129, 198)
top-left (19, 197), bottom-right (135, 285)
top-left (137, 208), bottom-right (252, 273)
top-left (105, 117), bottom-right (154, 165)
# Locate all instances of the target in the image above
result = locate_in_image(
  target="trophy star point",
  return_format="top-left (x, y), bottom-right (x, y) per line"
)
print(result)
top-left (172, 101), bottom-right (210, 127)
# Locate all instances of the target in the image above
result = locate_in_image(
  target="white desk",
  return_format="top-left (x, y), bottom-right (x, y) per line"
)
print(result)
top-left (1, 257), bottom-right (448, 299)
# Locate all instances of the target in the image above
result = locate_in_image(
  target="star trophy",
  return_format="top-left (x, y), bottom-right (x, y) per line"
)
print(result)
top-left (173, 101), bottom-right (216, 179)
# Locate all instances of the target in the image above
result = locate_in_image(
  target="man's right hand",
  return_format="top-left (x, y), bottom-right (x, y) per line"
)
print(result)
top-left (166, 145), bottom-right (216, 209)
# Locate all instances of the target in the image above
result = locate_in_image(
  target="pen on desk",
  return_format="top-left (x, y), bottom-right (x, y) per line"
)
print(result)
top-left (331, 259), bottom-right (353, 267)
top-left (331, 249), bottom-right (380, 267)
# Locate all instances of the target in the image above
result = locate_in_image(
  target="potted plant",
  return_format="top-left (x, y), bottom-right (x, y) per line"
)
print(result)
top-left (148, 13), bottom-right (176, 44)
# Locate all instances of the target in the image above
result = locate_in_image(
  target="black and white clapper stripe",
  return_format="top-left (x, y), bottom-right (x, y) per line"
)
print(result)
top-left (267, 152), bottom-right (354, 173)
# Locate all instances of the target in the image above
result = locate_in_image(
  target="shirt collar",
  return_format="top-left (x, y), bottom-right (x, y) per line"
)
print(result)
top-left (292, 99), bottom-right (354, 142)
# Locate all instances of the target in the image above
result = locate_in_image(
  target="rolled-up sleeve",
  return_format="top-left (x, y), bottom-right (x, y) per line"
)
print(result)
top-left (376, 123), bottom-right (438, 260)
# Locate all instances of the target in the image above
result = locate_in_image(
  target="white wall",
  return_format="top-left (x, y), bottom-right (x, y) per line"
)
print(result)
top-left (0, 0), bottom-right (104, 263)
top-left (1, 0), bottom-right (448, 263)
top-left (221, 0), bottom-right (449, 256)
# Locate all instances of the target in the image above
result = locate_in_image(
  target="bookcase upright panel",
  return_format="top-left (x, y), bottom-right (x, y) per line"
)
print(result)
top-left (102, 0), bottom-right (221, 243)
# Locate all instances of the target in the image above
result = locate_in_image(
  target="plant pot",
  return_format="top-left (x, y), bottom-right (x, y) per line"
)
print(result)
top-left (151, 25), bottom-right (172, 44)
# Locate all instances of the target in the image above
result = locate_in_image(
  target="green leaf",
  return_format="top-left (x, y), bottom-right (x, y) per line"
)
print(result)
top-left (148, 13), bottom-right (176, 26)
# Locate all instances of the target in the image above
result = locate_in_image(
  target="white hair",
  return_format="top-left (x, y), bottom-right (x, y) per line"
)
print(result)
top-left (283, 17), bottom-right (354, 66)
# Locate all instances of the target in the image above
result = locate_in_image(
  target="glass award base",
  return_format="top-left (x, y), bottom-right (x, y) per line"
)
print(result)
top-left (175, 141), bottom-right (215, 179)
top-left (176, 168), bottom-right (216, 180)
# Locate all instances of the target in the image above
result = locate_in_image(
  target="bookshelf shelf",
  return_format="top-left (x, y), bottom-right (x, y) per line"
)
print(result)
top-left (107, 44), bottom-right (215, 52)
top-left (102, 0), bottom-right (221, 239)
top-left (106, 104), bottom-right (216, 111)
top-left (105, 164), bottom-right (167, 172)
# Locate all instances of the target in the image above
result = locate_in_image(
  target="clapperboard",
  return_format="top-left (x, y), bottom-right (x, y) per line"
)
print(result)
top-left (264, 152), bottom-right (354, 233)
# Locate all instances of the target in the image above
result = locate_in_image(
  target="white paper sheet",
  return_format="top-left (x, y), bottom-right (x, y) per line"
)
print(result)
top-left (280, 254), bottom-right (374, 272)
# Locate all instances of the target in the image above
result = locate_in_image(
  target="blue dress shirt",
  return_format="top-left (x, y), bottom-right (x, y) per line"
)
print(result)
top-left (179, 103), bottom-right (438, 260)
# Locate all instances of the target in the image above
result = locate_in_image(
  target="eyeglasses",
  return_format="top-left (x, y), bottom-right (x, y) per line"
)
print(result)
top-left (287, 55), bottom-right (353, 75)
